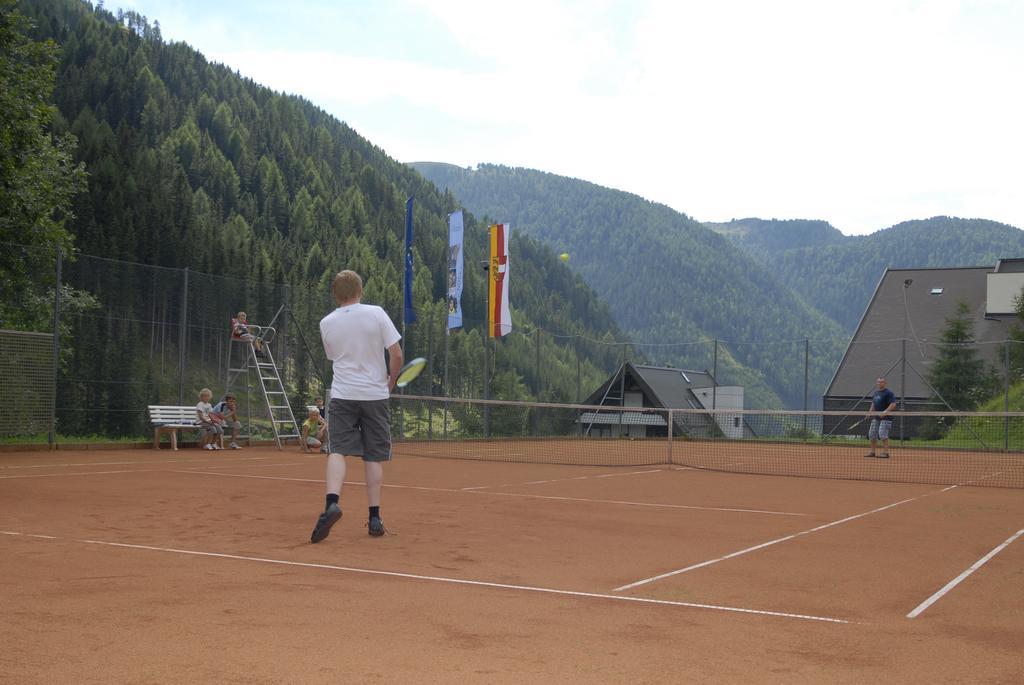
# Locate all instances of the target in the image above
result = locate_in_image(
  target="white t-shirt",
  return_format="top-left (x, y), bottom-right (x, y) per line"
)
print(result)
top-left (320, 303), bottom-right (401, 401)
top-left (196, 401), bottom-right (213, 423)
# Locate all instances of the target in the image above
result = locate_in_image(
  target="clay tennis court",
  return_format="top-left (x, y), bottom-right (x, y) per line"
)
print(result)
top-left (2, 442), bottom-right (1022, 683)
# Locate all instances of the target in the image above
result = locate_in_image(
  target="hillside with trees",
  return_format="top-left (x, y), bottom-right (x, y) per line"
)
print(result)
top-left (710, 217), bottom-right (1024, 331)
top-left (412, 162), bottom-right (850, 408)
top-left (2, 0), bottom-right (627, 437)
top-left (705, 218), bottom-right (845, 254)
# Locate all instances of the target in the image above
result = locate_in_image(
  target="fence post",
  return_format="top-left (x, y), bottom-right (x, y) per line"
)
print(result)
top-left (667, 408), bottom-right (673, 465)
top-left (535, 328), bottom-right (541, 400)
top-left (443, 325), bottom-right (449, 438)
top-left (712, 339), bottom-right (718, 411)
top-left (576, 337), bottom-right (581, 403)
top-left (900, 337), bottom-right (906, 443)
top-left (803, 338), bottom-right (809, 438)
top-left (177, 267), bottom-right (189, 405)
top-left (1005, 341), bottom-right (1010, 451)
top-left (483, 329), bottom-right (490, 438)
top-left (427, 309), bottom-right (434, 440)
top-left (49, 243), bottom-right (62, 446)
top-left (618, 343), bottom-right (627, 437)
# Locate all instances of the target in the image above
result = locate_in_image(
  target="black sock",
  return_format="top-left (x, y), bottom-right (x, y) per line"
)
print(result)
top-left (326, 493), bottom-right (339, 510)
top-left (369, 505), bottom-right (380, 520)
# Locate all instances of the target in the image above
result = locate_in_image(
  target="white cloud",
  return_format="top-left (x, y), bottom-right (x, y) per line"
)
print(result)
top-left (124, 0), bottom-right (1024, 234)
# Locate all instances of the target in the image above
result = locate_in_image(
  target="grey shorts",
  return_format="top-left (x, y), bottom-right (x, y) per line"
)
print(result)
top-left (199, 421), bottom-right (222, 435)
top-left (327, 398), bottom-right (392, 462)
top-left (868, 418), bottom-right (892, 441)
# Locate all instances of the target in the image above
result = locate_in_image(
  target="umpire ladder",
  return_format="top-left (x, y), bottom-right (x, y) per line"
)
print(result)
top-left (226, 327), bottom-right (299, 450)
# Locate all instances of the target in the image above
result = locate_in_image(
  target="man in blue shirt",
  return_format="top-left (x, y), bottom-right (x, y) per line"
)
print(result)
top-left (865, 377), bottom-right (897, 458)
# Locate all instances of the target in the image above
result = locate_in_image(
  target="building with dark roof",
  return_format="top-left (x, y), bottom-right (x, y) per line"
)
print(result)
top-left (824, 261), bottom-right (1020, 432)
top-left (578, 362), bottom-right (748, 438)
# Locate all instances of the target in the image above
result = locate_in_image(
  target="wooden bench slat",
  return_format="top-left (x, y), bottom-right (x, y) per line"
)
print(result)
top-left (148, 405), bottom-right (206, 451)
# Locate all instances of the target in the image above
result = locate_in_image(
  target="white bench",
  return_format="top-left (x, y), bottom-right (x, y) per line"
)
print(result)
top-left (149, 405), bottom-right (203, 450)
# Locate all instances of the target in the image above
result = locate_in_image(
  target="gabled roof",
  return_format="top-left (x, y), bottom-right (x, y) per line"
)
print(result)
top-left (826, 266), bottom-right (1012, 400)
top-left (582, 362), bottom-right (715, 410)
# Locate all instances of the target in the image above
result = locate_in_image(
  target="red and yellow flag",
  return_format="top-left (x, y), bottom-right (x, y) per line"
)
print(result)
top-left (488, 223), bottom-right (511, 338)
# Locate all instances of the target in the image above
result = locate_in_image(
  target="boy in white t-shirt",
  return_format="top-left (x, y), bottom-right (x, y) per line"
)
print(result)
top-left (310, 270), bottom-right (402, 543)
top-left (195, 388), bottom-right (222, 450)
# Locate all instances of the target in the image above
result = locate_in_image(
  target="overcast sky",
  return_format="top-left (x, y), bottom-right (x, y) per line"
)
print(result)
top-left (118, 0), bottom-right (1023, 236)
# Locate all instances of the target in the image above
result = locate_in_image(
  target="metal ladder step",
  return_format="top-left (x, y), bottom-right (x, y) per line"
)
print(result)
top-left (227, 337), bottom-right (297, 452)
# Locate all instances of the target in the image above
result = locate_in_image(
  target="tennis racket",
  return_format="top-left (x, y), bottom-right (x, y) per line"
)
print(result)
top-left (395, 357), bottom-right (427, 388)
top-left (848, 415), bottom-right (871, 430)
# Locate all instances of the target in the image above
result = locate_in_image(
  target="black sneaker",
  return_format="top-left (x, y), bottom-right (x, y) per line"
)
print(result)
top-left (310, 503), bottom-right (342, 543)
top-left (368, 516), bottom-right (386, 537)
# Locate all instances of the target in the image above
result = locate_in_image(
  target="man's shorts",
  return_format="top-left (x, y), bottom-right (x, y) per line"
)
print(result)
top-left (327, 398), bottom-right (392, 462)
top-left (868, 418), bottom-right (892, 441)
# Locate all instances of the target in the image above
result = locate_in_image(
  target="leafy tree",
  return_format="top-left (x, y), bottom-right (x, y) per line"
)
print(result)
top-left (0, 0), bottom-right (86, 328)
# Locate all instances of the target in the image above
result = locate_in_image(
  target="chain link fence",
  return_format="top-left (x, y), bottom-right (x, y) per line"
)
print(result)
top-left (4, 242), bottom-right (1021, 443)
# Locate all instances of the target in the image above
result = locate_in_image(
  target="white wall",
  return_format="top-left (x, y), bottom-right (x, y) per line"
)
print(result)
top-left (692, 386), bottom-right (744, 439)
top-left (986, 273), bottom-right (1024, 314)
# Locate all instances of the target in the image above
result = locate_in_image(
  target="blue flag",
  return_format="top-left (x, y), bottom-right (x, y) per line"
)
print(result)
top-left (447, 210), bottom-right (464, 329)
top-left (403, 197), bottom-right (416, 326)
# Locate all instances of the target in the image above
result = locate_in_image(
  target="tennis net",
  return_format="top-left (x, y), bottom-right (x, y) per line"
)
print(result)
top-left (391, 395), bottom-right (1024, 488)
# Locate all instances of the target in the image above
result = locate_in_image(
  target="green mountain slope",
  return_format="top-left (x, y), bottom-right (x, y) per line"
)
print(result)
top-left (705, 218), bottom-right (845, 254)
top-left (710, 217), bottom-right (1024, 331)
top-left (12, 0), bottom-right (625, 436)
top-left (412, 162), bottom-right (850, 408)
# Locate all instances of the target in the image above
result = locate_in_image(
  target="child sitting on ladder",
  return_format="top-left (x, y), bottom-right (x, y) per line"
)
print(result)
top-left (232, 311), bottom-right (265, 357)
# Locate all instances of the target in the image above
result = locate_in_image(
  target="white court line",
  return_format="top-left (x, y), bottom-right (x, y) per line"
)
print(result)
top-left (615, 485), bottom-right (959, 592)
top-left (171, 469), bottom-right (806, 516)
top-left (0, 530), bottom-right (851, 624)
top-left (467, 468), bottom-right (664, 490)
top-left (0, 469), bottom-right (155, 480)
top-left (180, 461), bottom-right (314, 470)
top-left (0, 456), bottom-right (274, 470)
top-left (907, 527), bottom-right (1024, 619)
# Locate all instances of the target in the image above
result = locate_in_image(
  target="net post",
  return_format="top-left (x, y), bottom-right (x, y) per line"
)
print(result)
top-left (49, 243), bottom-right (62, 447)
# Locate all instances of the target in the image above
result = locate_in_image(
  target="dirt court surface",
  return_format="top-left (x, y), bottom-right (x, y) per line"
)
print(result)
top-left (2, 444), bottom-right (1022, 684)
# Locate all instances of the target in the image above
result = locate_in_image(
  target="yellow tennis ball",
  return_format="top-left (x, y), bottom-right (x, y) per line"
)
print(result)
top-left (559, 253), bottom-right (570, 262)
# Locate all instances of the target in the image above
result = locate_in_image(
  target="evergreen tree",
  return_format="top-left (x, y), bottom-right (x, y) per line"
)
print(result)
top-left (928, 301), bottom-right (987, 410)
top-left (1007, 287), bottom-right (1024, 381)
